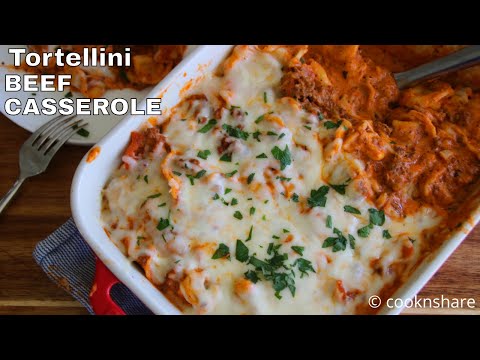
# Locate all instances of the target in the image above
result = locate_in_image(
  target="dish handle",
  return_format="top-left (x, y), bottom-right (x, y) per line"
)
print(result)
top-left (90, 258), bottom-right (126, 315)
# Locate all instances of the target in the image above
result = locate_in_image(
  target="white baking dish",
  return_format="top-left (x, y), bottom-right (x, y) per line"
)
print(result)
top-left (71, 45), bottom-right (480, 315)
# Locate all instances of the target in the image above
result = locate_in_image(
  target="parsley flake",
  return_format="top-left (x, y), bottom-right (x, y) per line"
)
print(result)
top-left (307, 186), bottom-right (329, 208)
top-left (271, 145), bottom-right (292, 170)
top-left (212, 243), bottom-right (230, 260)
top-left (291, 246), bottom-right (304, 256)
top-left (344, 205), bottom-right (361, 214)
top-left (198, 119), bottom-right (217, 133)
top-left (157, 218), bottom-right (170, 231)
top-left (197, 149), bottom-right (211, 160)
top-left (233, 211), bottom-right (243, 220)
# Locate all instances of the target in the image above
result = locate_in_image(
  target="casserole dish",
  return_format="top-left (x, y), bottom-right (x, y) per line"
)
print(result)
top-left (71, 45), bottom-right (480, 314)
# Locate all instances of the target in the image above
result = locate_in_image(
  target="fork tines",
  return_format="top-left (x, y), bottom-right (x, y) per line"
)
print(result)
top-left (29, 115), bottom-right (88, 154)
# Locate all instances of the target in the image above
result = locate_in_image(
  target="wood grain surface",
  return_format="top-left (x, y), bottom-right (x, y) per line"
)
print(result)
top-left (0, 114), bottom-right (478, 315)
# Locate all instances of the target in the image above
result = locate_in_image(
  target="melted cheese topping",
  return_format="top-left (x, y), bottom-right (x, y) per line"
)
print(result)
top-left (101, 46), bottom-right (442, 314)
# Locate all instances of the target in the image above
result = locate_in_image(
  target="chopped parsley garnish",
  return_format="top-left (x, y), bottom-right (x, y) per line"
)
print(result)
top-left (157, 218), bottom-right (170, 231)
top-left (235, 240), bottom-right (249, 262)
top-left (344, 205), bottom-right (361, 214)
top-left (213, 193), bottom-right (220, 200)
top-left (322, 228), bottom-right (349, 252)
top-left (197, 149), bottom-right (211, 160)
top-left (198, 119), bottom-right (217, 133)
top-left (267, 131), bottom-right (278, 136)
top-left (256, 153), bottom-right (268, 159)
top-left (242, 241), bottom-right (316, 299)
top-left (291, 193), bottom-right (299, 202)
top-left (158, 203), bottom-right (166, 207)
top-left (225, 188), bottom-right (232, 194)
top-left (348, 234), bottom-right (356, 249)
top-left (266, 243), bottom-right (282, 258)
top-left (276, 176), bottom-right (291, 182)
top-left (368, 208), bottom-right (385, 226)
top-left (231, 198), bottom-right (238, 206)
top-left (291, 246), bottom-right (304, 256)
top-left (222, 124), bottom-right (249, 140)
top-left (322, 237), bottom-right (345, 252)
top-left (143, 175), bottom-right (149, 184)
top-left (247, 173), bottom-right (255, 184)
top-left (252, 130), bottom-right (261, 142)
top-left (246, 226), bottom-right (253, 241)
top-left (262, 215), bottom-right (267, 221)
top-left (244, 270), bottom-right (260, 283)
top-left (330, 178), bottom-right (351, 195)
top-left (318, 112), bottom-right (324, 120)
top-left (283, 229), bottom-right (290, 233)
top-left (77, 128), bottom-right (90, 138)
top-left (304, 125), bottom-right (312, 130)
top-left (293, 258), bottom-right (316, 278)
top-left (357, 225), bottom-right (371, 238)
top-left (147, 193), bottom-right (162, 199)
top-left (307, 185), bottom-right (329, 208)
top-left (255, 114), bottom-right (265, 124)
top-left (212, 243), bottom-right (230, 260)
top-left (263, 91), bottom-right (268, 103)
top-left (272, 235), bottom-right (280, 240)
top-left (225, 170), bottom-right (238, 178)
top-left (271, 145), bottom-right (292, 170)
top-left (233, 211), bottom-right (243, 220)
top-left (324, 120), bottom-right (342, 129)
top-left (272, 273), bottom-right (295, 299)
top-left (172, 171), bottom-right (182, 176)
top-left (264, 200), bottom-right (269, 204)
top-left (219, 153), bottom-right (232, 162)
top-left (249, 207), bottom-right (256, 215)
top-left (383, 230), bottom-right (392, 239)
top-left (186, 169), bottom-right (206, 185)
top-left (278, 133), bottom-right (286, 140)
top-left (326, 215), bottom-right (332, 229)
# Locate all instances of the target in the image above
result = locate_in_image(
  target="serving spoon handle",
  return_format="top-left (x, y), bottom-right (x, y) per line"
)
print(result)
top-left (394, 45), bottom-right (480, 89)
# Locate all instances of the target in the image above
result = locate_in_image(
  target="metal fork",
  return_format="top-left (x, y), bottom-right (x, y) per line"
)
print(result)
top-left (394, 45), bottom-right (480, 89)
top-left (0, 115), bottom-right (88, 215)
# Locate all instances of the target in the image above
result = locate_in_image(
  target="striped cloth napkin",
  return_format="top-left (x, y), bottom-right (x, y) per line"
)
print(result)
top-left (33, 218), bottom-right (152, 315)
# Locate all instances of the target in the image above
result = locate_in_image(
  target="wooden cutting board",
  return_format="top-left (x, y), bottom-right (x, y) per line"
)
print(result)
top-left (0, 115), bottom-right (478, 315)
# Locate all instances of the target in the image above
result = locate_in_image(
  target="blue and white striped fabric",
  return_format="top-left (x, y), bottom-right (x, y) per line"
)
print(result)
top-left (33, 218), bottom-right (152, 315)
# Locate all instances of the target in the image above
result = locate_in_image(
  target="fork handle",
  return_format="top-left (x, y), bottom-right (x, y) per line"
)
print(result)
top-left (0, 178), bottom-right (26, 215)
top-left (394, 45), bottom-right (480, 89)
